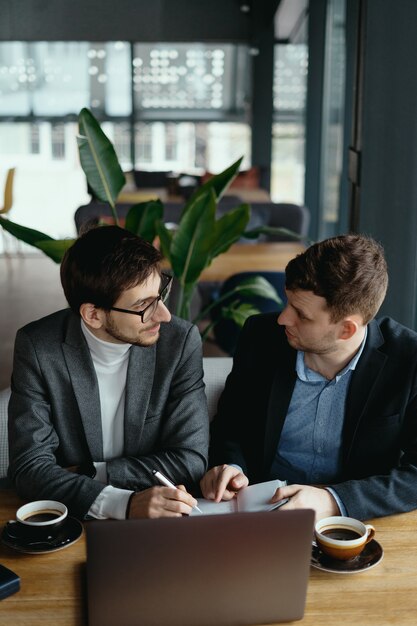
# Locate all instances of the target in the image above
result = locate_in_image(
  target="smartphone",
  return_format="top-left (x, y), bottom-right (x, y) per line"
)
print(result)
top-left (0, 564), bottom-right (20, 600)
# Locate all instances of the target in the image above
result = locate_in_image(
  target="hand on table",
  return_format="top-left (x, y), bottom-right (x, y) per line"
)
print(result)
top-left (127, 485), bottom-right (197, 519)
top-left (200, 465), bottom-right (249, 502)
top-left (270, 484), bottom-right (340, 521)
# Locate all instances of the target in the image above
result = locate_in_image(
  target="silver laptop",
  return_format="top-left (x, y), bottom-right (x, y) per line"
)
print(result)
top-left (86, 510), bottom-right (314, 626)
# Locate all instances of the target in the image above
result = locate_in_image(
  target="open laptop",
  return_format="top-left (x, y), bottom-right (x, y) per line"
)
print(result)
top-left (86, 509), bottom-right (314, 626)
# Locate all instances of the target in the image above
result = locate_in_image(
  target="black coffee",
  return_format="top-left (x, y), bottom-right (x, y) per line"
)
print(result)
top-left (321, 528), bottom-right (362, 541)
top-left (23, 510), bottom-right (61, 523)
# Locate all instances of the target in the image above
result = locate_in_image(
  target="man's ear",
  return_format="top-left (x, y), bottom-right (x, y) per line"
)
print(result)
top-left (339, 317), bottom-right (360, 341)
top-left (79, 303), bottom-right (105, 329)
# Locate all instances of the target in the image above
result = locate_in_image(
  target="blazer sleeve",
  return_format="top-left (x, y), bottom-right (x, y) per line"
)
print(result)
top-left (330, 388), bottom-right (417, 520)
top-left (8, 328), bottom-right (105, 519)
top-left (330, 320), bottom-right (417, 520)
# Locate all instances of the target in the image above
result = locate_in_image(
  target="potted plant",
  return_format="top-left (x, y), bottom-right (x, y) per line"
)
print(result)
top-left (0, 108), bottom-right (295, 336)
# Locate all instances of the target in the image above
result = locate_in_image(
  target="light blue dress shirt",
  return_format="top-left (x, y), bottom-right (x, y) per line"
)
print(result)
top-left (269, 329), bottom-right (367, 513)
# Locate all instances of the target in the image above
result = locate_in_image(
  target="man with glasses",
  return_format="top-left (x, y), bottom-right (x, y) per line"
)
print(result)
top-left (8, 226), bottom-right (209, 520)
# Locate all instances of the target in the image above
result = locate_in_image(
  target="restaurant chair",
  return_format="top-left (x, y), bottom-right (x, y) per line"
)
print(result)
top-left (203, 357), bottom-right (233, 421)
top-left (254, 202), bottom-right (310, 241)
top-left (210, 271), bottom-right (287, 355)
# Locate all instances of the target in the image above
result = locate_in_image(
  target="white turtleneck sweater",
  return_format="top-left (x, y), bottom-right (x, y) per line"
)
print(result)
top-left (81, 321), bottom-right (134, 519)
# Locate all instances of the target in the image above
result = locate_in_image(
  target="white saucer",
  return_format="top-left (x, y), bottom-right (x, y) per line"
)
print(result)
top-left (311, 539), bottom-right (384, 574)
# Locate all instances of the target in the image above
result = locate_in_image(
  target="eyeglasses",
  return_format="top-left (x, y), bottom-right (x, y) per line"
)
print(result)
top-left (109, 273), bottom-right (173, 323)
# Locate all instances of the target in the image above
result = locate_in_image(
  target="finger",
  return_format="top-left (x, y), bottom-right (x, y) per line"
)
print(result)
top-left (220, 488), bottom-right (240, 501)
top-left (230, 474), bottom-right (249, 490)
top-left (270, 484), bottom-right (301, 503)
top-left (214, 467), bottom-right (239, 502)
top-left (165, 486), bottom-right (197, 508)
top-left (200, 469), bottom-right (220, 500)
top-left (162, 496), bottom-right (195, 516)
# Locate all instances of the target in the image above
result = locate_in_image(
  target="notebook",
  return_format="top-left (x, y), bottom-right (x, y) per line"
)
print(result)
top-left (191, 478), bottom-right (288, 515)
top-left (86, 509), bottom-right (315, 626)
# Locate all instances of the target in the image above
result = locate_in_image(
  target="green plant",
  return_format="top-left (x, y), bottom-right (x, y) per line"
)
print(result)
top-left (0, 107), bottom-right (299, 334)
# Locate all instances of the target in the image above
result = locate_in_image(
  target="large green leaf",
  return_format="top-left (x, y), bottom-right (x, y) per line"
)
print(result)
top-left (170, 190), bottom-right (217, 285)
top-left (224, 276), bottom-right (282, 304)
top-left (124, 200), bottom-right (164, 242)
top-left (77, 108), bottom-right (125, 215)
top-left (221, 301), bottom-right (260, 327)
top-left (0, 216), bottom-right (72, 263)
top-left (0, 215), bottom-right (53, 246)
top-left (155, 221), bottom-right (173, 263)
top-left (183, 156), bottom-right (243, 216)
top-left (193, 275), bottom-right (282, 323)
top-left (36, 239), bottom-right (75, 263)
top-left (209, 203), bottom-right (251, 260)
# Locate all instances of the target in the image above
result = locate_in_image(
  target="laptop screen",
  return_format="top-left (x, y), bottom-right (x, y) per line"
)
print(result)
top-left (86, 510), bottom-right (314, 626)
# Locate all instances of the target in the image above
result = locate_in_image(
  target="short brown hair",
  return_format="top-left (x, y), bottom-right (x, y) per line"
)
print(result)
top-left (61, 225), bottom-right (162, 314)
top-left (285, 234), bottom-right (388, 323)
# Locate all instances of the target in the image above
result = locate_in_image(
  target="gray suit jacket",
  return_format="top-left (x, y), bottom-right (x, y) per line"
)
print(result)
top-left (8, 309), bottom-right (209, 518)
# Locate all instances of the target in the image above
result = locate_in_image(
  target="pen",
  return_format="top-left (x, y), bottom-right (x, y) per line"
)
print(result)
top-left (152, 469), bottom-right (203, 514)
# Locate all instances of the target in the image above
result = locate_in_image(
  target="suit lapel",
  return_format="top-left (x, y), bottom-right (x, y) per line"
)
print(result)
top-left (263, 347), bottom-right (297, 474)
top-left (62, 315), bottom-right (104, 460)
top-left (343, 320), bottom-right (387, 462)
top-left (123, 344), bottom-right (156, 456)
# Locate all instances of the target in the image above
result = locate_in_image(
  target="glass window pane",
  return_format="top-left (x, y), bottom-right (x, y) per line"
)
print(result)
top-left (31, 42), bottom-right (89, 116)
top-left (90, 42), bottom-right (131, 116)
top-left (132, 43), bottom-right (248, 116)
top-left (0, 42), bottom-right (32, 115)
top-left (134, 121), bottom-right (250, 173)
top-left (319, 0), bottom-right (346, 237)
top-left (0, 42), bottom-right (131, 117)
top-left (271, 43), bottom-right (308, 204)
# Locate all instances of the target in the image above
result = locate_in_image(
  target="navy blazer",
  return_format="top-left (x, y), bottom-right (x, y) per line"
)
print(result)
top-left (209, 313), bottom-right (417, 519)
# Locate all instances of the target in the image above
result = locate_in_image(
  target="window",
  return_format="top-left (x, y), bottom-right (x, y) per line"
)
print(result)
top-left (272, 43), bottom-right (308, 204)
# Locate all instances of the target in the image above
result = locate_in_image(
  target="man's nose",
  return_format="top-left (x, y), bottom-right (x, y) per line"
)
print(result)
top-left (277, 305), bottom-right (291, 326)
top-left (153, 300), bottom-right (172, 323)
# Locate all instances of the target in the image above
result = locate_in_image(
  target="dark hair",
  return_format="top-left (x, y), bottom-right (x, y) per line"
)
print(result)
top-left (285, 234), bottom-right (388, 323)
top-left (60, 225), bottom-right (162, 314)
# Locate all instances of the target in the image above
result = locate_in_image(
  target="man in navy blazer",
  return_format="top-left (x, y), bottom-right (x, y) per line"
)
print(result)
top-left (8, 226), bottom-right (208, 520)
top-left (201, 234), bottom-right (417, 520)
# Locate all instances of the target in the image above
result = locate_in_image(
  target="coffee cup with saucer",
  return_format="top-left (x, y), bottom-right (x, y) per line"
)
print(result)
top-left (312, 515), bottom-right (383, 573)
top-left (1, 500), bottom-right (83, 553)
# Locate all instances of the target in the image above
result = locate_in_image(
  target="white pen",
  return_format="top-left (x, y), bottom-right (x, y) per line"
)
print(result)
top-left (152, 469), bottom-right (203, 514)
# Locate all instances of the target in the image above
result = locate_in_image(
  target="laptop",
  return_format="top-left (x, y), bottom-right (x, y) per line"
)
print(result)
top-left (86, 509), bottom-right (314, 626)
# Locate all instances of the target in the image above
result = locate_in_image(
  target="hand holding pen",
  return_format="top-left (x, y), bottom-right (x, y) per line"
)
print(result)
top-left (127, 474), bottom-right (201, 519)
top-left (152, 470), bottom-right (203, 514)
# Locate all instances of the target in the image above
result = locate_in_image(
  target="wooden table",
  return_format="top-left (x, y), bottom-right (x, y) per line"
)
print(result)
top-left (199, 242), bottom-right (305, 282)
top-left (165, 242), bottom-right (305, 283)
top-left (1, 489), bottom-right (417, 625)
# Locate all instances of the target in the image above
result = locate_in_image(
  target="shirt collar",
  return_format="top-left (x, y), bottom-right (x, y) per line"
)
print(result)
top-left (296, 326), bottom-right (368, 383)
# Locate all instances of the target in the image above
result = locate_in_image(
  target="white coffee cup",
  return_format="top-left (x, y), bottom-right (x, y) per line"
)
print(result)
top-left (16, 500), bottom-right (68, 528)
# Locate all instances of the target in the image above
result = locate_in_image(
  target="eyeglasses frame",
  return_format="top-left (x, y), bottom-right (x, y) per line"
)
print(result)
top-left (108, 272), bottom-right (173, 323)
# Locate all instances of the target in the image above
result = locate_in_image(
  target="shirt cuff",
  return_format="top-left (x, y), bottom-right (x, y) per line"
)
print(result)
top-left (93, 461), bottom-right (108, 484)
top-left (88, 485), bottom-right (134, 520)
top-left (325, 487), bottom-right (347, 516)
top-left (229, 464), bottom-right (244, 473)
